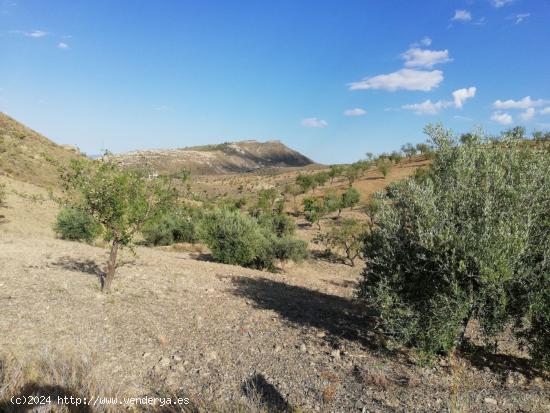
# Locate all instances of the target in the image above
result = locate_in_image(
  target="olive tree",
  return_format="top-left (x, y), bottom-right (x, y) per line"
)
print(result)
top-left (359, 124), bottom-right (550, 367)
top-left (60, 158), bottom-right (176, 292)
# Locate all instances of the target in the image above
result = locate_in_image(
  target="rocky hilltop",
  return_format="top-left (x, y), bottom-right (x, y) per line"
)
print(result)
top-left (114, 140), bottom-right (315, 175)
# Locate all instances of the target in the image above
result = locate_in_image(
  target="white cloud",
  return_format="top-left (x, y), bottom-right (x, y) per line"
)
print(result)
top-left (301, 117), bottom-right (328, 128)
top-left (57, 42), bottom-right (69, 49)
top-left (403, 86), bottom-right (476, 115)
top-left (493, 96), bottom-right (549, 109)
top-left (26, 30), bottom-right (47, 38)
top-left (492, 0), bottom-right (514, 8)
top-left (343, 108), bottom-right (367, 117)
top-left (520, 108), bottom-right (535, 121)
top-left (420, 37), bottom-right (432, 46)
top-left (452, 87), bottom-right (477, 109)
top-left (452, 10), bottom-right (472, 22)
top-left (401, 48), bottom-right (452, 68)
top-left (540, 107), bottom-right (550, 115)
top-left (513, 13), bottom-right (530, 24)
top-left (349, 69), bottom-right (443, 92)
top-left (402, 100), bottom-right (453, 115)
top-left (491, 111), bottom-right (513, 125)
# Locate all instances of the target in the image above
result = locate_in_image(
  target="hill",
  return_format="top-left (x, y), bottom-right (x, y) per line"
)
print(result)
top-left (113, 140), bottom-right (315, 176)
top-left (0, 112), bottom-right (83, 187)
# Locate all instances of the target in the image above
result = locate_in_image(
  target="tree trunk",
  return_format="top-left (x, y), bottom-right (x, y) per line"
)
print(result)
top-left (102, 241), bottom-right (119, 293)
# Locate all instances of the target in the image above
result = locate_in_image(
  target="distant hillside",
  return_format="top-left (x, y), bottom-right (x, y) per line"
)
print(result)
top-left (114, 140), bottom-right (315, 175)
top-left (0, 113), bottom-right (83, 187)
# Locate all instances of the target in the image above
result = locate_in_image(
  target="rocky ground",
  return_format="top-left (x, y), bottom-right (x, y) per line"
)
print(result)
top-left (0, 176), bottom-right (549, 412)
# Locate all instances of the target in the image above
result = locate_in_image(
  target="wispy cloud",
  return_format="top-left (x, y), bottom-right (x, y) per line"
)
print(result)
top-left (540, 107), bottom-right (550, 115)
top-left (401, 48), bottom-right (452, 68)
top-left (349, 69), bottom-right (443, 92)
top-left (452, 87), bottom-right (477, 109)
top-left (491, 111), bottom-right (513, 125)
top-left (154, 105), bottom-right (173, 112)
top-left (301, 117), bottom-right (328, 128)
top-left (511, 13), bottom-right (530, 24)
top-left (493, 96), bottom-right (549, 109)
top-left (402, 99), bottom-right (453, 115)
top-left (491, 0), bottom-right (515, 8)
top-left (452, 10), bottom-right (472, 22)
top-left (25, 30), bottom-right (47, 38)
top-left (57, 42), bottom-right (69, 49)
top-left (454, 115), bottom-right (474, 121)
top-left (343, 108), bottom-right (366, 117)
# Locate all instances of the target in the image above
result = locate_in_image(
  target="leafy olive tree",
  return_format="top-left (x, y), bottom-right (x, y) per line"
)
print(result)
top-left (328, 165), bottom-right (344, 184)
top-left (359, 124), bottom-right (550, 367)
top-left (59, 158), bottom-right (177, 292)
top-left (340, 187), bottom-right (360, 213)
top-left (323, 218), bottom-right (367, 266)
top-left (303, 196), bottom-right (325, 229)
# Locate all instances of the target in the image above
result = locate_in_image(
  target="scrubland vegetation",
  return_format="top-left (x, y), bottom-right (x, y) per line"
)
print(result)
top-left (4, 120), bottom-right (548, 411)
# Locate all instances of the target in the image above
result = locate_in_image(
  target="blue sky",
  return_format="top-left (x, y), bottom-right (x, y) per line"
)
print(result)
top-left (1, 0), bottom-right (549, 163)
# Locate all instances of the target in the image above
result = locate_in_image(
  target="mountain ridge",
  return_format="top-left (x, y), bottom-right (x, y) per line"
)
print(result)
top-left (113, 139), bottom-right (315, 176)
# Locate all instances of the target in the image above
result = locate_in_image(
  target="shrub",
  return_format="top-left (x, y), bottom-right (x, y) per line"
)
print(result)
top-left (303, 196), bottom-right (325, 229)
top-left (199, 208), bottom-right (268, 268)
top-left (340, 187), bottom-right (360, 211)
top-left (200, 208), bottom-right (307, 270)
top-left (328, 165), bottom-right (344, 183)
top-left (358, 124), bottom-right (550, 367)
top-left (321, 219), bottom-right (367, 266)
top-left (296, 174), bottom-right (314, 193)
top-left (54, 207), bottom-right (101, 243)
top-left (273, 236), bottom-right (309, 263)
top-left (142, 210), bottom-right (199, 246)
top-left (377, 159), bottom-right (392, 177)
top-left (257, 212), bottom-right (296, 237)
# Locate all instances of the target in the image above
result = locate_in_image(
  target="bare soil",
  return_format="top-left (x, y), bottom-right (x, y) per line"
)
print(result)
top-left (0, 173), bottom-right (549, 412)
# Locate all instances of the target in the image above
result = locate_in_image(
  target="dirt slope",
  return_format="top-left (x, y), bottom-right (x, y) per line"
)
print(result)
top-left (0, 112), bottom-right (83, 188)
top-left (1, 174), bottom-right (548, 412)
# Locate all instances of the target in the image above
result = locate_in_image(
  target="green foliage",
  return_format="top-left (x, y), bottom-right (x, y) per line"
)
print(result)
top-left (257, 211), bottom-right (296, 237)
top-left (321, 219), bottom-right (367, 266)
top-left (141, 208), bottom-right (199, 246)
top-left (60, 158), bottom-right (176, 246)
top-left (54, 207), bottom-right (101, 243)
top-left (328, 165), bottom-right (344, 183)
top-left (415, 143), bottom-right (431, 155)
top-left (377, 159), bottom-right (392, 177)
top-left (323, 190), bottom-right (340, 214)
top-left (199, 208), bottom-right (268, 268)
top-left (254, 188), bottom-right (278, 214)
top-left (296, 174), bottom-right (314, 193)
top-left (344, 166), bottom-right (359, 186)
top-left (532, 130), bottom-right (550, 142)
top-left (341, 187), bottom-right (360, 210)
top-left (199, 208), bottom-right (307, 270)
top-left (59, 157), bottom-right (177, 291)
top-left (388, 151), bottom-right (403, 164)
top-left (401, 142), bottom-right (416, 158)
top-left (359, 124), bottom-right (550, 367)
top-left (273, 236), bottom-right (309, 263)
top-left (313, 171), bottom-right (329, 187)
top-left (302, 196), bottom-right (325, 229)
